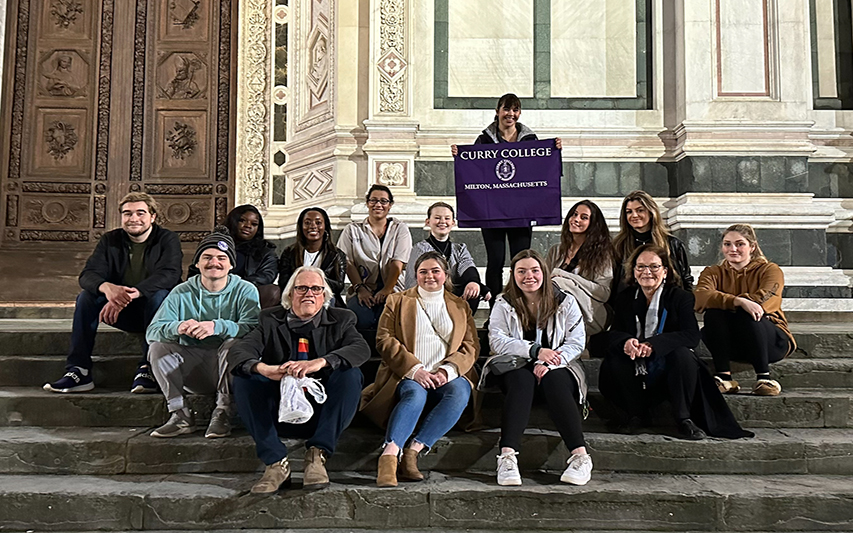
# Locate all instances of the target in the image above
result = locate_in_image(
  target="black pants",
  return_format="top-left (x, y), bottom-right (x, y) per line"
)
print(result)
top-left (481, 227), bottom-right (532, 306)
top-left (499, 364), bottom-right (585, 451)
top-left (452, 284), bottom-right (482, 315)
top-left (702, 308), bottom-right (787, 374)
top-left (599, 345), bottom-right (698, 422)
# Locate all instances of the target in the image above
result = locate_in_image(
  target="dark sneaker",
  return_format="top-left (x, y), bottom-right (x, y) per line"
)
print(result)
top-left (131, 364), bottom-right (158, 394)
top-left (204, 407), bottom-right (232, 438)
top-left (678, 418), bottom-right (707, 440)
top-left (151, 410), bottom-right (195, 438)
top-left (43, 367), bottom-right (94, 393)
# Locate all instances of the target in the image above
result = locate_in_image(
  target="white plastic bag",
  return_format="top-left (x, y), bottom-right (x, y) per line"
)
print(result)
top-left (278, 375), bottom-right (327, 424)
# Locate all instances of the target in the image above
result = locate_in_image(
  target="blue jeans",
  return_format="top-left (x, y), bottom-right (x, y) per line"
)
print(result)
top-left (67, 289), bottom-right (169, 370)
top-left (232, 367), bottom-right (363, 465)
top-left (385, 377), bottom-right (471, 450)
top-left (346, 295), bottom-right (385, 329)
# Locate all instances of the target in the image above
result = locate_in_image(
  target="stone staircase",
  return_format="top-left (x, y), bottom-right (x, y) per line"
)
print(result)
top-left (0, 309), bottom-right (852, 531)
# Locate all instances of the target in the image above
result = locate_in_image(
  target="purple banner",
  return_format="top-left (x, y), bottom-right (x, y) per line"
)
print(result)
top-left (454, 139), bottom-right (562, 228)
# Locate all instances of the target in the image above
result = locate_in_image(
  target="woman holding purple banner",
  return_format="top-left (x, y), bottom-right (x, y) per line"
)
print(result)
top-left (452, 93), bottom-right (562, 308)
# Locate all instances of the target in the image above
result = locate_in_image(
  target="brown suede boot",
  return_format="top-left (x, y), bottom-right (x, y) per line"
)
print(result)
top-left (303, 447), bottom-right (330, 490)
top-left (376, 454), bottom-right (398, 487)
top-left (398, 448), bottom-right (424, 481)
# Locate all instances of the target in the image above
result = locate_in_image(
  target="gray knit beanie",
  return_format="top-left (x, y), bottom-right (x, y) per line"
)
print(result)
top-left (193, 226), bottom-right (236, 267)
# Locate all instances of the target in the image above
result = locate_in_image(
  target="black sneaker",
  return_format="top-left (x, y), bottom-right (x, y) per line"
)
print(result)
top-left (131, 364), bottom-right (159, 394)
top-left (43, 367), bottom-right (94, 393)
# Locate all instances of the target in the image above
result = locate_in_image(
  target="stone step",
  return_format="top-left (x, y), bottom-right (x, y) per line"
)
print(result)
top-left (6, 353), bottom-right (852, 392)
top-left (1, 472), bottom-right (852, 531)
top-left (1, 319), bottom-right (851, 358)
top-left (0, 387), bottom-right (851, 429)
top-left (1, 426), bottom-right (851, 477)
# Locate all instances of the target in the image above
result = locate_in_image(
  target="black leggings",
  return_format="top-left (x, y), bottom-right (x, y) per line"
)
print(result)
top-left (702, 308), bottom-right (788, 374)
top-left (599, 345), bottom-right (699, 423)
top-left (499, 364), bottom-right (585, 451)
top-left (481, 227), bottom-right (532, 307)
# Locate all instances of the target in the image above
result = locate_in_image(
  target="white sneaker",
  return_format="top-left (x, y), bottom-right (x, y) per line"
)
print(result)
top-left (496, 451), bottom-right (522, 486)
top-left (561, 453), bottom-right (592, 485)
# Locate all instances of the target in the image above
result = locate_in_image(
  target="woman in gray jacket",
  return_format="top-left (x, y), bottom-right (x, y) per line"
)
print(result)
top-left (483, 249), bottom-right (592, 487)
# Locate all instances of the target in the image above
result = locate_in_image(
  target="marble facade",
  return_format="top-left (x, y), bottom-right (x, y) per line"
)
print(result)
top-left (229, 0), bottom-right (853, 300)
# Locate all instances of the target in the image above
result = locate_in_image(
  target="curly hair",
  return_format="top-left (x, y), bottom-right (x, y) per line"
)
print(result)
top-left (557, 200), bottom-right (614, 280)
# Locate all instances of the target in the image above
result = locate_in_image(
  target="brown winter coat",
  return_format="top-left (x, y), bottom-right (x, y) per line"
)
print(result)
top-left (359, 287), bottom-right (480, 428)
top-left (694, 258), bottom-right (796, 356)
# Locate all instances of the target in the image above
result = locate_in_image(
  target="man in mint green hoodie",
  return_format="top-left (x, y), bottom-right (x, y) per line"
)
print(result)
top-left (146, 229), bottom-right (260, 438)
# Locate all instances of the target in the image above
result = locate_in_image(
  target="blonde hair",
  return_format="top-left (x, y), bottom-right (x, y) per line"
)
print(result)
top-left (413, 251), bottom-right (454, 292)
top-left (612, 190), bottom-right (670, 263)
top-left (720, 224), bottom-right (766, 264)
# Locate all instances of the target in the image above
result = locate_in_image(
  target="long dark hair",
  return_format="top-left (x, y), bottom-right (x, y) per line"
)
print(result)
top-left (503, 249), bottom-right (558, 330)
top-left (612, 190), bottom-right (671, 263)
top-left (292, 206), bottom-right (337, 267)
top-left (493, 93), bottom-right (521, 122)
top-left (224, 204), bottom-right (268, 257)
top-left (558, 200), bottom-right (614, 279)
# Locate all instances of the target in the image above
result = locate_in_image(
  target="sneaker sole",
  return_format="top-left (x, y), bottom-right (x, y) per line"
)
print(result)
top-left (497, 478), bottom-right (522, 486)
top-left (560, 475), bottom-right (590, 485)
top-left (43, 382), bottom-right (94, 393)
top-left (150, 427), bottom-right (195, 438)
top-left (204, 430), bottom-right (232, 439)
top-left (130, 385), bottom-right (158, 394)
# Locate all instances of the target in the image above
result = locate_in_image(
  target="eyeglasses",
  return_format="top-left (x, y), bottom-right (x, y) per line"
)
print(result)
top-left (294, 285), bottom-right (324, 295)
top-left (634, 264), bottom-right (663, 273)
top-left (367, 198), bottom-right (391, 206)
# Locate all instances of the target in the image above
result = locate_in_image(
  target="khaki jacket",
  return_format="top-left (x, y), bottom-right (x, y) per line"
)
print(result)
top-left (360, 287), bottom-right (480, 428)
top-left (694, 258), bottom-right (796, 355)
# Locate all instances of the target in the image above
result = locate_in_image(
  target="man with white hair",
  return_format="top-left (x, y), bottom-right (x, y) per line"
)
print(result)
top-left (228, 266), bottom-right (369, 493)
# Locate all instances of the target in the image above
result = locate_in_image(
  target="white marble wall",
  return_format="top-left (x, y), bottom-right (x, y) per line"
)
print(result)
top-left (717, 0), bottom-right (769, 95)
top-left (814, 0), bottom-right (838, 99)
top-left (447, 1), bottom-right (534, 97)
top-left (551, 0), bottom-right (636, 98)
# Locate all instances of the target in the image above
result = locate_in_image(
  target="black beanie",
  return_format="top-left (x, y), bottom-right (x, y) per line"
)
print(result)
top-left (193, 226), bottom-right (237, 267)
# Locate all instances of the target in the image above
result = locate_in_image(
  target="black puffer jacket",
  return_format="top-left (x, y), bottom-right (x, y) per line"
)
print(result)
top-left (79, 224), bottom-right (182, 298)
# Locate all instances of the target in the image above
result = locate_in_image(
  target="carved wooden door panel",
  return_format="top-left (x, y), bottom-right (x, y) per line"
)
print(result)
top-left (0, 0), bottom-right (235, 248)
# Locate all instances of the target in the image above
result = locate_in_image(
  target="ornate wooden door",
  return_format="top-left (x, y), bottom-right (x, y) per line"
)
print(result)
top-left (0, 0), bottom-right (236, 248)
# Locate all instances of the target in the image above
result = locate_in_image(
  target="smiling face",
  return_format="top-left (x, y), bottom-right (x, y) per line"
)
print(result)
top-left (302, 210), bottom-right (325, 245)
top-left (197, 249), bottom-right (232, 283)
top-left (513, 257), bottom-right (543, 297)
top-left (568, 204), bottom-right (592, 235)
top-left (236, 211), bottom-right (260, 242)
top-left (416, 258), bottom-right (447, 292)
top-left (120, 201), bottom-right (156, 239)
top-left (290, 270), bottom-right (326, 319)
top-left (625, 200), bottom-right (651, 233)
top-left (497, 104), bottom-right (520, 131)
top-left (426, 206), bottom-right (454, 240)
top-left (633, 250), bottom-right (667, 293)
top-left (366, 190), bottom-right (392, 220)
top-left (722, 231), bottom-right (755, 270)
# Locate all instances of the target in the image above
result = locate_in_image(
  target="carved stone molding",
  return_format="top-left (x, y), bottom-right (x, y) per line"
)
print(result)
top-left (177, 231), bottom-right (208, 242)
top-left (215, 197), bottom-right (227, 223)
top-left (292, 165), bottom-right (334, 202)
top-left (50, 0), bottom-right (84, 30)
top-left (45, 121), bottom-right (79, 159)
top-left (377, 0), bottom-right (406, 114)
top-left (166, 121), bottom-right (198, 159)
top-left (156, 52), bottom-right (207, 100)
top-left (292, 0), bottom-right (335, 132)
top-left (158, 200), bottom-right (210, 227)
top-left (6, 196), bottom-right (19, 226)
top-left (216, 0), bottom-right (232, 183)
top-left (9, 0), bottom-right (33, 182)
top-left (22, 182), bottom-right (91, 194)
top-left (144, 184), bottom-right (213, 195)
top-left (20, 230), bottom-right (89, 241)
top-left (129, 0), bottom-right (148, 181)
top-left (24, 198), bottom-right (87, 226)
top-left (376, 161), bottom-right (407, 187)
top-left (93, 196), bottom-right (106, 228)
top-left (235, 0), bottom-right (270, 208)
top-left (96, 0), bottom-right (115, 182)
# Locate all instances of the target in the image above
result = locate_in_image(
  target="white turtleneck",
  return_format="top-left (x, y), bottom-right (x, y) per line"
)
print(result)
top-left (405, 286), bottom-right (458, 381)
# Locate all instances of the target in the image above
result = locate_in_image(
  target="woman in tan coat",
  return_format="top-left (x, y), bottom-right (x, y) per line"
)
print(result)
top-left (694, 224), bottom-right (796, 396)
top-left (360, 251), bottom-right (479, 487)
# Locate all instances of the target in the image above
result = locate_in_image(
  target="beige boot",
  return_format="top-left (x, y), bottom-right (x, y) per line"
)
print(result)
top-left (251, 458), bottom-right (291, 494)
top-left (398, 448), bottom-right (424, 481)
top-left (376, 454), bottom-right (398, 487)
top-left (303, 447), bottom-right (330, 489)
